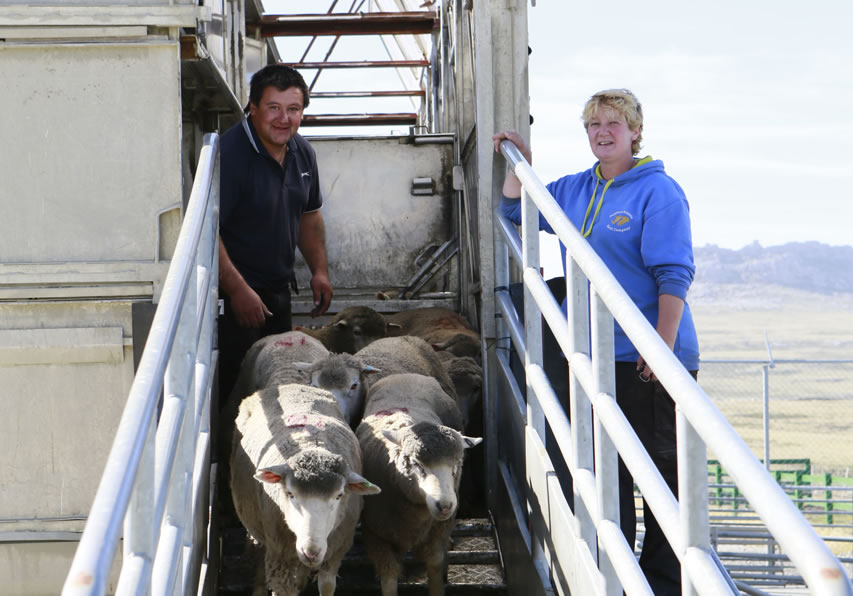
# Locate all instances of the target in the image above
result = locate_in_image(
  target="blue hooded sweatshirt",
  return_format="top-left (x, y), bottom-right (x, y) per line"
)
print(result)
top-left (500, 157), bottom-right (700, 370)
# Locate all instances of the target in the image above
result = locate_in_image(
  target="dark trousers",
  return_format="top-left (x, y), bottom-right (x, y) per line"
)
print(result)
top-left (615, 362), bottom-right (699, 596)
top-left (217, 288), bottom-right (293, 407)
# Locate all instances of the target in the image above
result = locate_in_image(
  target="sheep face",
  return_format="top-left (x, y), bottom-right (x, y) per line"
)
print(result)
top-left (432, 332), bottom-right (482, 363)
top-left (383, 423), bottom-right (482, 521)
top-left (330, 307), bottom-right (389, 353)
top-left (299, 354), bottom-right (380, 425)
top-left (255, 450), bottom-right (380, 568)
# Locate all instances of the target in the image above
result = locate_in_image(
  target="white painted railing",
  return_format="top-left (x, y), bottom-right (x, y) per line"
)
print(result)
top-left (62, 133), bottom-right (220, 596)
top-left (493, 139), bottom-right (852, 596)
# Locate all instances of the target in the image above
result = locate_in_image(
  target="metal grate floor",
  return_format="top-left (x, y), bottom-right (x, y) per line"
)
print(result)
top-left (217, 517), bottom-right (508, 595)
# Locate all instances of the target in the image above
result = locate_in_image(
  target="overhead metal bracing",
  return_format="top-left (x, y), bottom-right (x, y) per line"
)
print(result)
top-left (257, 11), bottom-right (437, 37)
top-left (259, 2), bottom-right (435, 128)
top-left (303, 113), bottom-right (417, 126)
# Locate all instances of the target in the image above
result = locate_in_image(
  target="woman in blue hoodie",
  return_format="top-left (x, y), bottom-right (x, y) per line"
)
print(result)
top-left (493, 89), bottom-right (698, 595)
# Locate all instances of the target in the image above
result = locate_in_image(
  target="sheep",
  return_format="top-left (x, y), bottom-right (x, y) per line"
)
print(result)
top-left (356, 373), bottom-right (482, 596)
top-left (218, 331), bottom-right (331, 518)
top-left (295, 352), bottom-right (380, 426)
top-left (384, 307), bottom-right (482, 363)
top-left (230, 330), bottom-right (329, 401)
top-left (435, 351), bottom-right (482, 430)
top-left (296, 306), bottom-right (397, 354)
top-left (220, 330), bottom-right (328, 454)
top-left (231, 383), bottom-right (382, 596)
top-left (299, 335), bottom-right (459, 429)
top-left (355, 336), bottom-right (458, 401)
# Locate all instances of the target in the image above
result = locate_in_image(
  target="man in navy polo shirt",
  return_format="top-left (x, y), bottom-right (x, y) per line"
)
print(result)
top-left (218, 64), bottom-right (332, 403)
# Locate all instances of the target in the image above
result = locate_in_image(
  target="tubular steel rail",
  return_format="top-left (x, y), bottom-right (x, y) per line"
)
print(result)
top-left (267, 6), bottom-right (432, 129)
top-left (62, 133), bottom-right (220, 596)
top-left (258, 11), bottom-right (438, 37)
top-left (492, 139), bottom-right (853, 596)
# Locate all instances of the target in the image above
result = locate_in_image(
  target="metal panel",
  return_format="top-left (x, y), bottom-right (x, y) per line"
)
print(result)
top-left (297, 136), bottom-right (456, 292)
top-left (0, 327), bottom-right (125, 366)
top-left (0, 542), bottom-right (120, 596)
top-left (0, 42), bottom-right (182, 264)
top-left (0, 301), bottom-right (136, 526)
top-left (0, 1), bottom-right (194, 5)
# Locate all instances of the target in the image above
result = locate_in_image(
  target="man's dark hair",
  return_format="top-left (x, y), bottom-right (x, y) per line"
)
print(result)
top-left (247, 64), bottom-right (310, 112)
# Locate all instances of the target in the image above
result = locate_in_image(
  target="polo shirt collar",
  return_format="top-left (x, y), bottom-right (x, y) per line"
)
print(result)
top-left (241, 117), bottom-right (298, 161)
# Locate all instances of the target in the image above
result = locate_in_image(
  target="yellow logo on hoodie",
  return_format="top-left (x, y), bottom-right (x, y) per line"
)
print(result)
top-left (607, 211), bottom-right (632, 232)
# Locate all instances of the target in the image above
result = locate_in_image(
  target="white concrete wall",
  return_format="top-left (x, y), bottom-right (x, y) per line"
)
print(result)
top-left (0, 34), bottom-right (185, 593)
top-left (300, 136), bottom-right (456, 292)
top-left (0, 42), bottom-right (182, 264)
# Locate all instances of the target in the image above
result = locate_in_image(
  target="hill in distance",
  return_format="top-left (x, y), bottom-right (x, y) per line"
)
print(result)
top-left (689, 241), bottom-right (853, 310)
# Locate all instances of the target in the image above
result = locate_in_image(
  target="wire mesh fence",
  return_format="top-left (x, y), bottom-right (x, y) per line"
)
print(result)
top-left (699, 359), bottom-right (853, 476)
top-left (695, 357), bottom-right (853, 579)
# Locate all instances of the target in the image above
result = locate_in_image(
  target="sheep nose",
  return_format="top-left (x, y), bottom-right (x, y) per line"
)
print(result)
top-left (438, 501), bottom-right (455, 515)
top-left (302, 547), bottom-right (321, 562)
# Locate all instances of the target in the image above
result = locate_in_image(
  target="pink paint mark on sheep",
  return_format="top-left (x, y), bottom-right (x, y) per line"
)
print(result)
top-left (374, 407), bottom-right (409, 418)
top-left (274, 338), bottom-right (295, 347)
top-left (285, 413), bottom-right (325, 429)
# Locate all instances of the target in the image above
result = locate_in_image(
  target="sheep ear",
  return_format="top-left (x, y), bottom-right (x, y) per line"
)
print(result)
top-left (362, 364), bottom-right (381, 375)
top-left (255, 465), bottom-right (290, 484)
top-left (346, 471), bottom-right (382, 495)
top-left (333, 320), bottom-right (349, 329)
top-left (386, 322), bottom-right (402, 330)
top-left (382, 429), bottom-right (404, 446)
top-left (462, 436), bottom-right (483, 449)
top-left (292, 361), bottom-right (314, 371)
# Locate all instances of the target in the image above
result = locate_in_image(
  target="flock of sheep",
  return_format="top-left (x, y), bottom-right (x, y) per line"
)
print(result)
top-left (221, 306), bottom-right (484, 596)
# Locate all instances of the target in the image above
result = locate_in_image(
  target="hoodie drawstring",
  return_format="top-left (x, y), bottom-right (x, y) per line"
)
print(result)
top-left (580, 173), bottom-right (613, 237)
top-left (581, 157), bottom-right (654, 237)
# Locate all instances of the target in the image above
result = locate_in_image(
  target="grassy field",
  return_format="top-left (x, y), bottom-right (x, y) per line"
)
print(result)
top-left (690, 293), bottom-right (853, 475)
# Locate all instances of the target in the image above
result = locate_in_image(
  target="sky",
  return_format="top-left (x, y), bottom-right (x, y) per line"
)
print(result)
top-left (524, 0), bottom-right (853, 251)
top-left (265, 0), bottom-right (853, 251)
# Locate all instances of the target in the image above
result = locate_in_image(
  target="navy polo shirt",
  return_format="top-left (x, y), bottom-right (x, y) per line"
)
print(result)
top-left (220, 118), bottom-right (322, 291)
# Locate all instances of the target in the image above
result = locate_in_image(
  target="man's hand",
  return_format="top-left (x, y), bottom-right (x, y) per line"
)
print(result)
top-left (231, 285), bottom-right (272, 328)
top-left (310, 272), bottom-right (332, 317)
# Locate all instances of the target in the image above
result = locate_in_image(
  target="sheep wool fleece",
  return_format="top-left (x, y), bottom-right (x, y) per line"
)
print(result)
top-left (500, 157), bottom-right (699, 370)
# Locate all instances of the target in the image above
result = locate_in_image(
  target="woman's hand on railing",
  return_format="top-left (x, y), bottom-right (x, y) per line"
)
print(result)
top-left (492, 129), bottom-right (532, 164)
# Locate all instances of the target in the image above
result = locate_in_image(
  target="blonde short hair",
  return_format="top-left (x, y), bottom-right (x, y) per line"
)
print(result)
top-left (582, 89), bottom-right (644, 155)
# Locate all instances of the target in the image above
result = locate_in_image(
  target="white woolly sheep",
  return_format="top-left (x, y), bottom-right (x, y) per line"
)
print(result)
top-left (231, 383), bottom-right (381, 596)
top-left (356, 373), bottom-right (482, 596)
top-left (300, 335), bottom-right (459, 428)
top-left (230, 330), bottom-right (329, 400)
top-left (355, 336), bottom-right (458, 401)
top-left (295, 352), bottom-right (380, 426)
top-left (218, 332), bottom-right (329, 472)
top-left (296, 306), bottom-right (398, 354)
top-left (384, 307), bottom-right (482, 363)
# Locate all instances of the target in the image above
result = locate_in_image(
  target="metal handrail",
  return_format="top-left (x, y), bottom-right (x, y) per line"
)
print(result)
top-left (496, 139), bottom-right (853, 595)
top-left (62, 133), bottom-right (220, 596)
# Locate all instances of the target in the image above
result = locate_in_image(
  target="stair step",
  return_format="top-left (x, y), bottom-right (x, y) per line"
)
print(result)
top-left (217, 517), bottom-right (507, 595)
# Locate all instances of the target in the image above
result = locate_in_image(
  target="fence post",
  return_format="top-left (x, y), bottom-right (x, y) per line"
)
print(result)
top-left (824, 473), bottom-right (833, 525)
top-left (762, 364), bottom-right (771, 472)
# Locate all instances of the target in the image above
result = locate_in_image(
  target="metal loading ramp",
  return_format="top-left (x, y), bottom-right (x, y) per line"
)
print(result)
top-left (216, 518), bottom-right (508, 595)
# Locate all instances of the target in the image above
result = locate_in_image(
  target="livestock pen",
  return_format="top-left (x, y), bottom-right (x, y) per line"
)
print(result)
top-left (1, 1), bottom-right (851, 595)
